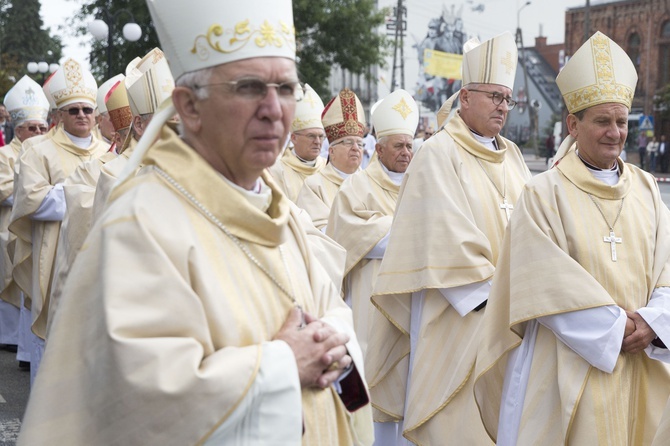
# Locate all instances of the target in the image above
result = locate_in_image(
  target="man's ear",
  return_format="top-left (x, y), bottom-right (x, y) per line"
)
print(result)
top-left (566, 114), bottom-right (579, 138)
top-left (172, 87), bottom-right (201, 134)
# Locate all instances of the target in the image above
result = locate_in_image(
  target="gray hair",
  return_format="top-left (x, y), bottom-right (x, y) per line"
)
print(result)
top-left (377, 135), bottom-right (389, 147)
top-left (176, 67), bottom-right (216, 101)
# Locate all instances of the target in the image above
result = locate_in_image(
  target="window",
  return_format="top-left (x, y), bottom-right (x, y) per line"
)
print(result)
top-left (627, 32), bottom-right (641, 68)
top-left (660, 21), bottom-right (670, 85)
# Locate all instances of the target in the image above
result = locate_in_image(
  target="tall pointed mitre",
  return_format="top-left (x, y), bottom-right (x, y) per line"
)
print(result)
top-left (462, 31), bottom-right (517, 89)
top-left (42, 71), bottom-right (58, 111)
top-left (372, 89), bottom-right (419, 138)
top-left (292, 84), bottom-right (324, 132)
top-left (3, 75), bottom-right (50, 126)
top-left (106, 81), bottom-right (133, 132)
top-left (556, 31), bottom-right (637, 114)
top-left (125, 48), bottom-right (175, 116)
top-left (48, 58), bottom-right (97, 108)
top-left (322, 88), bottom-right (366, 142)
top-left (146, 0), bottom-right (296, 81)
top-left (97, 74), bottom-right (126, 114)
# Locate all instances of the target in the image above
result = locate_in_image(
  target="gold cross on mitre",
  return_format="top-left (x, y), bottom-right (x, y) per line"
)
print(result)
top-left (500, 51), bottom-right (514, 75)
top-left (303, 93), bottom-right (317, 108)
top-left (392, 97), bottom-right (412, 119)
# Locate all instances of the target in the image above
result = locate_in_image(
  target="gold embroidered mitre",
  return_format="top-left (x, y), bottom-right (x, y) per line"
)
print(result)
top-left (292, 84), bottom-right (325, 132)
top-left (48, 58), bottom-right (98, 108)
top-left (462, 31), bottom-right (517, 89)
top-left (106, 81), bottom-right (133, 132)
top-left (322, 88), bottom-right (366, 142)
top-left (3, 75), bottom-right (50, 126)
top-left (372, 89), bottom-right (419, 138)
top-left (145, 0), bottom-right (296, 81)
top-left (557, 31), bottom-right (637, 114)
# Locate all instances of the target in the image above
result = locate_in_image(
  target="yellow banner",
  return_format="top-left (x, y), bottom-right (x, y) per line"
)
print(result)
top-left (423, 49), bottom-right (463, 79)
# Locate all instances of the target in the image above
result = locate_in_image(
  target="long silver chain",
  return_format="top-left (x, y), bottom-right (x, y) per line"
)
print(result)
top-left (476, 157), bottom-right (506, 199)
top-left (588, 194), bottom-right (625, 231)
top-left (152, 166), bottom-right (300, 308)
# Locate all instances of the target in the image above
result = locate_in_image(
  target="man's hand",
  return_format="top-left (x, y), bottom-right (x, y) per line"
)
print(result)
top-left (622, 311), bottom-right (657, 354)
top-left (273, 308), bottom-right (352, 389)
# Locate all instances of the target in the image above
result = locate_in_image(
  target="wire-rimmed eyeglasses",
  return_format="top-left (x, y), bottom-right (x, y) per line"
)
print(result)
top-left (466, 88), bottom-right (517, 110)
top-left (194, 78), bottom-right (305, 102)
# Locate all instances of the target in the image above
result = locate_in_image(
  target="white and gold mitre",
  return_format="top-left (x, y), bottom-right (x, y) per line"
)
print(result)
top-left (42, 72), bottom-right (58, 111)
top-left (292, 84), bottom-right (324, 132)
top-left (462, 31), bottom-right (517, 90)
top-left (145, 0), bottom-right (296, 81)
top-left (106, 81), bottom-right (133, 132)
top-left (556, 31), bottom-right (637, 114)
top-left (125, 48), bottom-right (175, 116)
top-left (3, 75), bottom-right (50, 126)
top-left (372, 89), bottom-right (419, 138)
top-left (322, 88), bottom-right (366, 142)
top-left (97, 74), bottom-right (125, 114)
top-left (48, 58), bottom-right (97, 108)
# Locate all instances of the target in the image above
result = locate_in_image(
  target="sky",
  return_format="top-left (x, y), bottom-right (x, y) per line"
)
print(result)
top-left (39, 0), bottom-right (594, 72)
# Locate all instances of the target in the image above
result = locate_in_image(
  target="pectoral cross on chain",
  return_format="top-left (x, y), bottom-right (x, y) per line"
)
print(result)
top-left (603, 230), bottom-right (622, 262)
top-left (500, 199), bottom-right (514, 221)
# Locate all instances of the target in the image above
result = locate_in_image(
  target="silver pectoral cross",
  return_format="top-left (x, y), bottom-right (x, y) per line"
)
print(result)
top-left (603, 230), bottom-right (622, 262)
top-left (500, 199), bottom-right (514, 221)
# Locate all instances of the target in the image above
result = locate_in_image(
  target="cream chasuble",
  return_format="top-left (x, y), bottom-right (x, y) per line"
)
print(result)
top-left (267, 146), bottom-right (326, 202)
top-left (474, 150), bottom-right (670, 445)
top-left (327, 159), bottom-right (399, 355)
top-left (296, 163), bottom-right (345, 230)
top-left (8, 126), bottom-right (108, 339)
top-left (19, 127), bottom-right (373, 446)
top-left (0, 138), bottom-right (23, 308)
top-left (91, 139), bottom-right (138, 223)
top-left (367, 111), bottom-right (531, 444)
top-left (47, 151), bottom-right (118, 334)
top-left (653, 398), bottom-right (670, 445)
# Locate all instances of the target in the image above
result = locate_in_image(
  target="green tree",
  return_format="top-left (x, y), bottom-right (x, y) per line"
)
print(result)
top-left (72, 0), bottom-right (159, 83)
top-left (0, 0), bottom-right (63, 94)
top-left (293, 0), bottom-right (390, 98)
top-left (655, 84), bottom-right (670, 121)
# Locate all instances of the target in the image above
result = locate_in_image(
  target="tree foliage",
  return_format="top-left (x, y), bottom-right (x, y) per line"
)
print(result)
top-left (293, 0), bottom-right (390, 98)
top-left (71, 0), bottom-right (159, 83)
top-left (654, 83), bottom-right (670, 120)
top-left (0, 0), bottom-right (63, 95)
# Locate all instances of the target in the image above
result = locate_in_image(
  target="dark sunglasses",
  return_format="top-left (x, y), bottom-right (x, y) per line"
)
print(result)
top-left (62, 107), bottom-right (94, 116)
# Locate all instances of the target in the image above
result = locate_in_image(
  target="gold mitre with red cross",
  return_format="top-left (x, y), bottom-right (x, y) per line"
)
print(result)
top-left (372, 89), bottom-right (419, 138)
top-left (292, 84), bottom-right (324, 132)
top-left (125, 48), bottom-right (175, 116)
top-left (322, 88), bottom-right (366, 142)
top-left (106, 81), bottom-right (133, 132)
top-left (48, 58), bottom-right (98, 108)
top-left (462, 31), bottom-right (517, 90)
top-left (145, 0), bottom-right (296, 81)
top-left (556, 31), bottom-right (637, 114)
top-left (97, 74), bottom-right (125, 114)
top-left (3, 75), bottom-right (50, 126)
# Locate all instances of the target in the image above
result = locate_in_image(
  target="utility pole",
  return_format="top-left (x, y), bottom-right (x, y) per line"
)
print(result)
top-left (584, 0), bottom-right (590, 43)
top-left (516, 1), bottom-right (539, 156)
top-left (387, 0), bottom-right (406, 91)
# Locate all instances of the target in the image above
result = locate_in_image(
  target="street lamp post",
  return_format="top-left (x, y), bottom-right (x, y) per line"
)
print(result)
top-left (516, 1), bottom-right (539, 156)
top-left (27, 60), bottom-right (59, 84)
top-left (88, 6), bottom-right (142, 79)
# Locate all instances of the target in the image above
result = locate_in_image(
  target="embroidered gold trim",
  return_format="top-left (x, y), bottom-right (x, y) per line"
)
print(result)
top-left (392, 97), bottom-right (412, 119)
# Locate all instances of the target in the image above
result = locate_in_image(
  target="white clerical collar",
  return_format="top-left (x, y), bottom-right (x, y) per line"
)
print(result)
top-left (331, 164), bottom-right (352, 179)
top-left (218, 174), bottom-right (273, 212)
top-left (292, 149), bottom-right (317, 167)
top-left (576, 149), bottom-right (620, 186)
top-left (379, 161), bottom-right (405, 186)
top-left (64, 130), bottom-right (93, 149)
top-left (470, 130), bottom-right (497, 151)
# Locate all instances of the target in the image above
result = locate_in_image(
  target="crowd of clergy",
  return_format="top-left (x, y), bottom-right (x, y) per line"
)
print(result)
top-left (0, 0), bottom-right (669, 444)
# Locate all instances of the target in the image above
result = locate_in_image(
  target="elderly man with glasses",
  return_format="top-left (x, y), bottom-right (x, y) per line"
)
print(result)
top-left (18, 1), bottom-right (373, 445)
top-left (268, 83), bottom-right (327, 202)
top-left (366, 32), bottom-right (531, 445)
top-left (296, 88), bottom-right (365, 231)
top-left (8, 59), bottom-right (108, 386)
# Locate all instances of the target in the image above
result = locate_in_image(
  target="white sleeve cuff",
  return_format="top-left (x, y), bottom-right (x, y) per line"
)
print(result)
top-left (638, 287), bottom-right (670, 362)
top-left (439, 281), bottom-right (490, 317)
top-left (32, 183), bottom-right (66, 221)
top-left (538, 305), bottom-right (626, 373)
top-left (365, 231), bottom-right (390, 259)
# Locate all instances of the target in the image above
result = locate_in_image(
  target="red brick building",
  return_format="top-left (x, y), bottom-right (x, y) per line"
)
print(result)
top-left (565, 0), bottom-right (670, 136)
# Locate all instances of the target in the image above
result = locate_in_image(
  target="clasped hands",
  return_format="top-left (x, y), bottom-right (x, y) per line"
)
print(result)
top-left (621, 310), bottom-right (657, 354)
top-left (274, 308), bottom-right (353, 389)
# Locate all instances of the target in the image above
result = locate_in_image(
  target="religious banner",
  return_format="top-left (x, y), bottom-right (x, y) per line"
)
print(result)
top-left (423, 49), bottom-right (463, 80)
